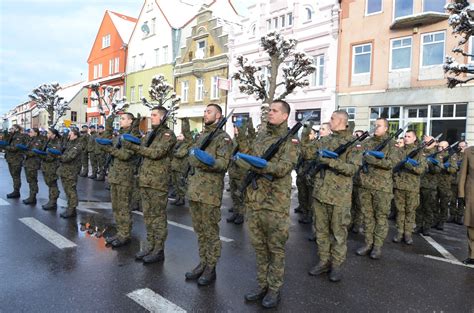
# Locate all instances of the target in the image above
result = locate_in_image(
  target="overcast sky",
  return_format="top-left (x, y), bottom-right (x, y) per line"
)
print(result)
top-left (0, 0), bottom-right (253, 116)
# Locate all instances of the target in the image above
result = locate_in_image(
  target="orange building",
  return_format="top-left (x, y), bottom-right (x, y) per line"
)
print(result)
top-left (86, 11), bottom-right (137, 126)
top-left (337, 0), bottom-right (474, 143)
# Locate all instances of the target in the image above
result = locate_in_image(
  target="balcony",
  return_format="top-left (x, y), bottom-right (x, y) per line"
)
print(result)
top-left (390, 12), bottom-right (449, 30)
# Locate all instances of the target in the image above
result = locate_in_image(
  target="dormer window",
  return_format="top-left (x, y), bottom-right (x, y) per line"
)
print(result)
top-left (102, 34), bottom-right (111, 48)
top-left (196, 40), bottom-right (206, 59)
top-left (304, 6), bottom-right (313, 21)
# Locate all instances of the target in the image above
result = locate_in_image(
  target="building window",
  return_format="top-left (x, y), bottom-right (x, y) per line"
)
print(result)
top-left (421, 31), bottom-right (445, 67)
top-left (262, 66), bottom-right (270, 92)
top-left (196, 78), bottom-right (204, 101)
top-left (114, 57), bottom-right (119, 73)
top-left (93, 65), bottom-right (98, 79)
top-left (287, 13), bottom-right (293, 26)
top-left (90, 117), bottom-right (98, 126)
top-left (130, 86), bottom-right (136, 102)
top-left (98, 64), bottom-right (102, 77)
top-left (154, 48), bottom-right (160, 66)
top-left (71, 111), bottom-right (77, 122)
top-left (196, 41), bottom-right (205, 59)
top-left (83, 97), bottom-right (88, 105)
top-left (266, 19), bottom-right (271, 30)
top-left (131, 56), bottom-right (136, 72)
top-left (138, 85), bottom-right (143, 101)
top-left (312, 55), bottom-right (325, 86)
top-left (211, 76), bottom-right (219, 99)
top-left (394, 0), bottom-right (413, 19)
top-left (113, 116), bottom-right (120, 130)
top-left (390, 36), bottom-right (412, 70)
top-left (181, 81), bottom-right (189, 102)
top-left (430, 103), bottom-right (467, 142)
top-left (273, 17), bottom-right (279, 29)
top-left (102, 34), bottom-right (111, 48)
top-left (139, 53), bottom-right (145, 68)
top-left (352, 43), bottom-right (372, 74)
top-left (369, 106), bottom-right (401, 133)
top-left (342, 107), bottom-right (356, 130)
top-left (295, 109), bottom-right (321, 124)
top-left (163, 46), bottom-right (169, 63)
top-left (423, 0), bottom-right (446, 13)
top-left (470, 37), bottom-right (474, 62)
top-left (249, 24), bottom-right (256, 37)
top-left (151, 18), bottom-right (156, 34)
top-left (109, 59), bottom-right (114, 75)
top-left (304, 7), bottom-right (313, 21)
top-left (366, 0), bottom-right (382, 15)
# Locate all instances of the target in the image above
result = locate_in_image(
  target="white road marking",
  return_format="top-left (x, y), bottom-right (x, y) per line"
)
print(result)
top-left (19, 217), bottom-right (77, 249)
top-left (420, 234), bottom-right (458, 262)
top-left (132, 211), bottom-right (234, 243)
top-left (424, 255), bottom-right (474, 269)
top-left (0, 198), bottom-right (10, 206)
top-left (127, 288), bottom-right (186, 313)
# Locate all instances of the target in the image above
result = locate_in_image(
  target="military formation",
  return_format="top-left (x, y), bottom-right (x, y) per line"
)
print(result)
top-left (1, 101), bottom-right (473, 309)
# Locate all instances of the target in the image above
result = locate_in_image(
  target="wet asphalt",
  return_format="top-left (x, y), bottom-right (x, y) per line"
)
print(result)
top-left (0, 158), bottom-right (473, 312)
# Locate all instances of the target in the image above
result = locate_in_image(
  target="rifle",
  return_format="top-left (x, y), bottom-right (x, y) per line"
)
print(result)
top-left (240, 112), bottom-right (314, 192)
top-left (361, 124), bottom-right (409, 173)
top-left (428, 140), bottom-right (459, 158)
top-left (306, 131), bottom-right (369, 180)
top-left (393, 133), bottom-right (442, 173)
top-left (184, 109), bottom-right (234, 178)
top-left (442, 141), bottom-right (461, 163)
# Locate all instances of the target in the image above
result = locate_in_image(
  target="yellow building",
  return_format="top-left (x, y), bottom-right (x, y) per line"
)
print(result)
top-left (174, 4), bottom-right (240, 134)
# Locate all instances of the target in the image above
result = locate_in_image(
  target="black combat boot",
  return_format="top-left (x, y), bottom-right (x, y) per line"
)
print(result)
top-left (447, 215), bottom-right (455, 223)
top-left (88, 173), bottom-right (97, 179)
top-left (226, 213), bottom-right (238, 223)
top-left (7, 190), bottom-right (20, 198)
top-left (79, 170), bottom-right (88, 177)
top-left (294, 205), bottom-right (303, 214)
top-left (261, 290), bottom-right (280, 309)
top-left (244, 287), bottom-right (267, 301)
top-left (392, 233), bottom-right (403, 243)
top-left (60, 208), bottom-right (77, 218)
top-left (171, 197), bottom-right (185, 206)
top-left (197, 265), bottom-right (216, 286)
top-left (111, 237), bottom-right (131, 248)
top-left (462, 258), bottom-right (474, 265)
top-left (329, 265), bottom-right (342, 282)
top-left (298, 213), bottom-right (312, 224)
top-left (135, 245), bottom-right (153, 260)
top-left (42, 201), bottom-right (57, 210)
top-left (435, 222), bottom-right (444, 231)
top-left (422, 227), bottom-right (431, 236)
top-left (351, 224), bottom-right (362, 234)
top-left (356, 244), bottom-right (373, 256)
top-left (370, 246), bottom-right (382, 260)
top-left (22, 196), bottom-right (37, 205)
top-left (95, 173), bottom-right (105, 181)
top-left (185, 263), bottom-right (206, 280)
top-left (228, 207), bottom-right (234, 213)
top-left (455, 215), bottom-right (464, 225)
top-left (404, 233), bottom-right (413, 245)
top-left (142, 249), bottom-right (165, 264)
top-left (308, 261), bottom-right (330, 276)
top-left (233, 214), bottom-right (244, 225)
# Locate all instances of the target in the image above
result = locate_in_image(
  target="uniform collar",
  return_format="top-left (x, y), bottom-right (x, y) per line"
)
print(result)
top-left (266, 121), bottom-right (288, 136)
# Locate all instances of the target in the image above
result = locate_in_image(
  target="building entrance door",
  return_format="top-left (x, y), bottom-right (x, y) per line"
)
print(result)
top-left (404, 106), bottom-right (428, 139)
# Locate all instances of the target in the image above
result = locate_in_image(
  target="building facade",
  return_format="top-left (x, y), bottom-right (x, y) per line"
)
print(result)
top-left (337, 0), bottom-right (474, 143)
top-left (227, 0), bottom-right (340, 134)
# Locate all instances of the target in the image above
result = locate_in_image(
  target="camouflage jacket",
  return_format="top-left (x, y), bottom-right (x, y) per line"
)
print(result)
top-left (94, 132), bottom-right (106, 155)
top-left (87, 132), bottom-right (96, 152)
top-left (58, 138), bottom-right (82, 178)
top-left (4, 131), bottom-right (28, 165)
top-left (452, 151), bottom-right (464, 185)
top-left (135, 124), bottom-right (176, 191)
top-left (80, 132), bottom-right (89, 151)
top-left (187, 123), bottom-right (233, 207)
top-left (171, 139), bottom-right (192, 172)
top-left (243, 121), bottom-right (298, 213)
top-left (420, 147), bottom-right (440, 190)
top-left (358, 134), bottom-right (397, 193)
top-left (312, 130), bottom-right (357, 207)
top-left (24, 136), bottom-right (45, 170)
top-left (301, 137), bottom-right (323, 188)
top-left (40, 137), bottom-right (62, 174)
top-left (106, 129), bottom-right (141, 187)
top-left (436, 150), bottom-right (458, 187)
top-left (393, 143), bottom-right (427, 191)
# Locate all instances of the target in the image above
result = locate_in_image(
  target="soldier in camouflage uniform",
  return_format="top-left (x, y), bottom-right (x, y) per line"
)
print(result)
top-left (87, 125), bottom-right (98, 179)
top-left (235, 101), bottom-right (297, 309)
top-left (303, 111), bottom-right (357, 283)
top-left (417, 136), bottom-right (440, 236)
top-left (79, 125), bottom-right (90, 177)
top-left (356, 118), bottom-right (396, 260)
top-left (122, 106), bottom-right (176, 263)
top-left (39, 128), bottom-right (62, 210)
top-left (392, 130), bottom-right (427, 245)
top-left (22, 128), bottom-right (45, 205)
top-left (170, 118), bottom-right (192, 206)
top-left (185, 104), bottom-right (232, 286)
top-left (56, 128), bottom-right (82, 218)
top-left (95, 125), bottom-right (107, 181)
top-left (351, 130), bottom-right (366, 234)
top-left (433, 141), bottom-right (459, 230)
top-left (99, 113), bottom-right (141, 248)
top-left (4, 124), bottom-right (28, 198)
top-left (448, 141), bottom-right (467, 225)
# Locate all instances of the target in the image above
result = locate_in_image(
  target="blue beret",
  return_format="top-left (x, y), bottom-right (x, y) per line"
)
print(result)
top-left (32, 148), bottom-right (47, 156)
top-left (122, 134), bottom-right (141, 145)
top-left (95, 138), bottom-right (113, 145)
top-left (235, 152), bottom-right (267, 168)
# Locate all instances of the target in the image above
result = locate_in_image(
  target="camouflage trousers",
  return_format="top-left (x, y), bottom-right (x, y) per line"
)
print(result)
top-left (418, 188), bottom-right (437, 230)
top-left (394, 189), bottom-right (419, 236)
top-left (359, 188), bottom-right (393, 247)
top-left (130, 176), bottom-right (141, 211)
top-left (81, 151), bottom-right (89, 174)
top-left (351, 185), bottom-right (364, 228)
top-left (25, 167), bottom-right (39, 197)
top-left (61, 177), bottom-right (78, 209)
top-left (229, 176), bottom-right (244, 215)
top-left (141, 187), bottom-right (168, 250)
top-left (189, 200), bottom-right (221, 267)
top-left (43, 170), bottom-right (59, 204)
top-left (449, 184), bottom-right (464, 218)
top-left (7, 161), bottom-right (22, 192)
top-left (313, 199), bottom-right (351, 266)
top-left (436, 183), bottom-right (451, 224)
top-left (111, 184), bottom-right (133, 239)
top-left (171, 169), bottom-right (187, 199)
top-left (96, 153), bottom-right (106, 176)
top-left (296, 173), bottom-right (312, 217)
top-left (247, 208), bottom-right (289, 292)
top-left (89, 152), bottom-right (98, 175)
top-left (468, 227), bottom-right (474, 259)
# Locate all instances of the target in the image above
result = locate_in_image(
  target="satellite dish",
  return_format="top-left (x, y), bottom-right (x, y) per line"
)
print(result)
top-left (141, 22), bottom-right (150, 35)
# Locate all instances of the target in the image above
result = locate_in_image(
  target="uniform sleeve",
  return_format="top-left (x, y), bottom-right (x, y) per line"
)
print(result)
top-left (458, 150), bottom-right (469, 198)
top-left (203, 134), bottom-right (233, 173)
top-left (61, 144), bottom-right (81, 163)
top-left (136, 131), bottom-right (176, 160)
top-left (301, 140), bottom-right (319, 160)
top-left (259, 140), bottom-right (297, 178)
top-left (174, 141), bottom-right (191, 158)
top-left (365, 142), bottom-right (397, 170)
top-left (104, 114), bottom-right (115, 138)
top-left (110, 146), bottom-right (135, 161)
top-left (328, 146), bottom-right (357, 177)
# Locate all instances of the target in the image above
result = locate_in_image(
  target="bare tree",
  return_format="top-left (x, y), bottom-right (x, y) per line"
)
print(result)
top-left (232, 31), bottom-right (316, 123)
top-left (141, 74), bottom-right (180, 124)
top-left (90, 83), bottom-right (129, 117)
top-left (444, 0), bottom-right (474, 88)
top-left (28, 83), bottom-right (70, 127)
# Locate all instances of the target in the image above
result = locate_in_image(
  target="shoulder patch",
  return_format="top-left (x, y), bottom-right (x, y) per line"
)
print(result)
top-left (291, 138), bottom-right (299, 145)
